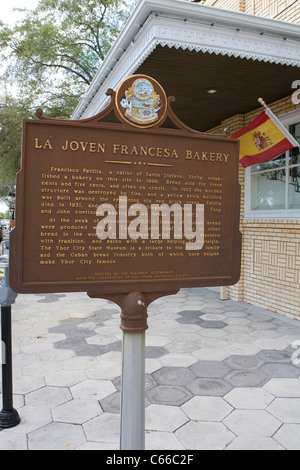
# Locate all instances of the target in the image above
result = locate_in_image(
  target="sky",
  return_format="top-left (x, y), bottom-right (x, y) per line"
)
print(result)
top-left (0, 0), bottom-right (39, 24)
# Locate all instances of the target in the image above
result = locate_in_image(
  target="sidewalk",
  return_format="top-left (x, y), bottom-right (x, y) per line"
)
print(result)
top-left (1, 287), bottom-right (300, 450)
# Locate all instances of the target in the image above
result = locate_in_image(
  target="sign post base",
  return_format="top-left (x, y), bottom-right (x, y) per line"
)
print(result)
top-left (0, 408), bottom-right (21, 430)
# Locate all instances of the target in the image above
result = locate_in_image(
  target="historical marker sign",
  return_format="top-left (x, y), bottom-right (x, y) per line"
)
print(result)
top-left (10, 75), bottom-right (241, 295)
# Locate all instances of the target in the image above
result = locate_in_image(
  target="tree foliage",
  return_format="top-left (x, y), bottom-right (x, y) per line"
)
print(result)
top-left (0, 0), bottom-right (136, 197)
top-left (1, 0), bottom-right (135, 108)
top-left (0, 94), bottom-right (34, 199)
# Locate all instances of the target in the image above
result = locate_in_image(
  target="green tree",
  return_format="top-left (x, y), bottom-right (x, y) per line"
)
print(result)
top-left (0, 93), bottom-right (34, 199)
top-left (1, 0), bottom-right (135, 114)
top-left (0, 0), bottom-right (136, 198)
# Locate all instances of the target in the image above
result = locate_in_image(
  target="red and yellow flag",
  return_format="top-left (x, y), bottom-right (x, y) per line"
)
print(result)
top-left (231, 108), bottom-right (299, 169)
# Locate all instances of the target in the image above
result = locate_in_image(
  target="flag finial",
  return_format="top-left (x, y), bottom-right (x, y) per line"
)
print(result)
top-left (258, 98), bottom-right (268, 110)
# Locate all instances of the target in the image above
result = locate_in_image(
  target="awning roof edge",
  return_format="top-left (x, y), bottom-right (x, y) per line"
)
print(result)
top-left (72, 0), bottom-right (300, 120)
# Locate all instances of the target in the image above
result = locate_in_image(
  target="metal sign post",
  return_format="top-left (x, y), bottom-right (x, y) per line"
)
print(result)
top-left (120, 330), bottom-right (146, 450)
top-left (89, 289), bottom-right (178, 450)
top-left (0, 255), bottom-right (20, 429)
top-left (119, 292), bottom-right (148, 450)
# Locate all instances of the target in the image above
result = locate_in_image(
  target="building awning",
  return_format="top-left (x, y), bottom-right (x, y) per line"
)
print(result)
top-left (72, 0), bottom-right (300, 131)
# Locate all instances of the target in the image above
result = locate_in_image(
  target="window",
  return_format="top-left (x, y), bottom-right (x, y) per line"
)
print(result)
top-left (245, 111), bottom-right (300, 219)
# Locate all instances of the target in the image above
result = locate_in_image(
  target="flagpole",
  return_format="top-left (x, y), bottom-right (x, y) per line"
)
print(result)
top-left (258, 98), bottom-right (299, 149)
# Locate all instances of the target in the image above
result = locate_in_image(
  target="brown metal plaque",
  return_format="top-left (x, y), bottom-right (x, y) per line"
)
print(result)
top-left (10, 75), bottom-right (241, 295)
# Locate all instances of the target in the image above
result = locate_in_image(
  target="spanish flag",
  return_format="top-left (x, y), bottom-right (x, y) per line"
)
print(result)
top-left (231, 106), bottom-right (299, 169)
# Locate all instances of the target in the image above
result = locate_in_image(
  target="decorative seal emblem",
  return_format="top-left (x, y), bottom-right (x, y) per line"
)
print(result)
top-left (115, 75), bottom-right (167, 128)
top-left (253, 131), bottom-right (273, 151)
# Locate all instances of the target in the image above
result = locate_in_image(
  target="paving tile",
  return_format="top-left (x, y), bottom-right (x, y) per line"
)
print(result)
top-left (250, 329), bottom-right (281, 340)
top-left (99, 391), bottom-right (121, 413)
top-left (224, 388), bottom-right (274, 409)
top-left (13, 375), bottom-right (46, 395)
top-left (25, 386), bottom-right (72, 408)
top-left (226, 436), bottom-right (284, 450)
top-left (267, 398), bottom-right (300, 423)
top-left (159, 352), bottom-right (198, 368)
top-left (192, 347), bottom-right (230, 362)
top-left (224, 369), bottom-right (269, 388)
top-left (256, 349), bottom-right (293, 363)
top-left (260, 362), bottom-right (300, 378)
top-left (145, 404), bottom-right (188, 432)
top-left (165, 341), bottom-right (199, 354)
top-left (12, 352), bottom-right (41, 369)
top-left (77, 441), bottom-right (119, 450)
top-left (15, 405), bottom-right (52, 434)
top-left (196, 337), bottom-right (229, 350)
top-left (226, 334), bottom-right (255, 344)
top-left (223, 410), bottom-right (282, 437)
top-left (198, 328), bottom-right (228, 338)
top-left (176, 310), bottom-right (204, 321)
top-left (86, 334), bottom-right (119, 346)
top-left (145, 358), bottom-right (163, 374)
top-left (263, 378), bottom-right (300, 397)
top-left (197, 320), bottom-right (228, 329)
top-left (175, 421), bottom-right (235, 450)
top-left (181, 396), bottom-right (233, 421)
top-left (223, 310), bottom-right (249, 317)
top-left (52, 399), bottom-right (102, 424)
top-left (145, 431), bottom-right (185, 450)
top-left (224, 355), bottom-right (263, 370)
top-left (146, 385), bottom-right (192, 406)
top-left (148, 319), bottom-right (179, 335)
top-left (170, 332), bottom-right (200, 343)
top-left (45, 369), bottom-right (87, 387)
top-left (28, 422), bottom-right (86, 450)
top-left (200, 307), bottom-right (226, 315)
top-left (224, 325), bottom-right (254, 335)
top-left (0, 431), bottom-right (28, 450)
top-left (225, 318), bottom-right (251, 326)
top-left (86, 362), bottom-right (122, 380)
top-left (251, 321), bottom-right (277, 330)
top-left (172, 323), bottom-right (201, 333)
top-left (145, 346), bottom-right (168, 359)
top-left (254, 339), bottom-right (290, 350)
top-left (186, 378), bottom-right (233, 397)
top-left (60, 356), bottom-right (100, 370)
top-left (83, 413), bottom-right (120, 444)
top-left (145, 335), bottom-right (171, 347)
top-left (224, 343), bottom-right (260, 356)
top-left (273, 424), bottom-right (300, 450)
top-left (39, 348), bottom-right (75, 362)
top-left (54, 337), bottom-right (109, 357)
top-left (153, 367), bottom-right (196, 386)
top-left (70, 379), bottom-right (116, 401)
top-left (189, 360), bottom-right (231, 379)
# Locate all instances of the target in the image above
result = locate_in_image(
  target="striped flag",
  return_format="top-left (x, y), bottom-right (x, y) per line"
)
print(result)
top-left (231, 106), bottom-right (299, 169)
